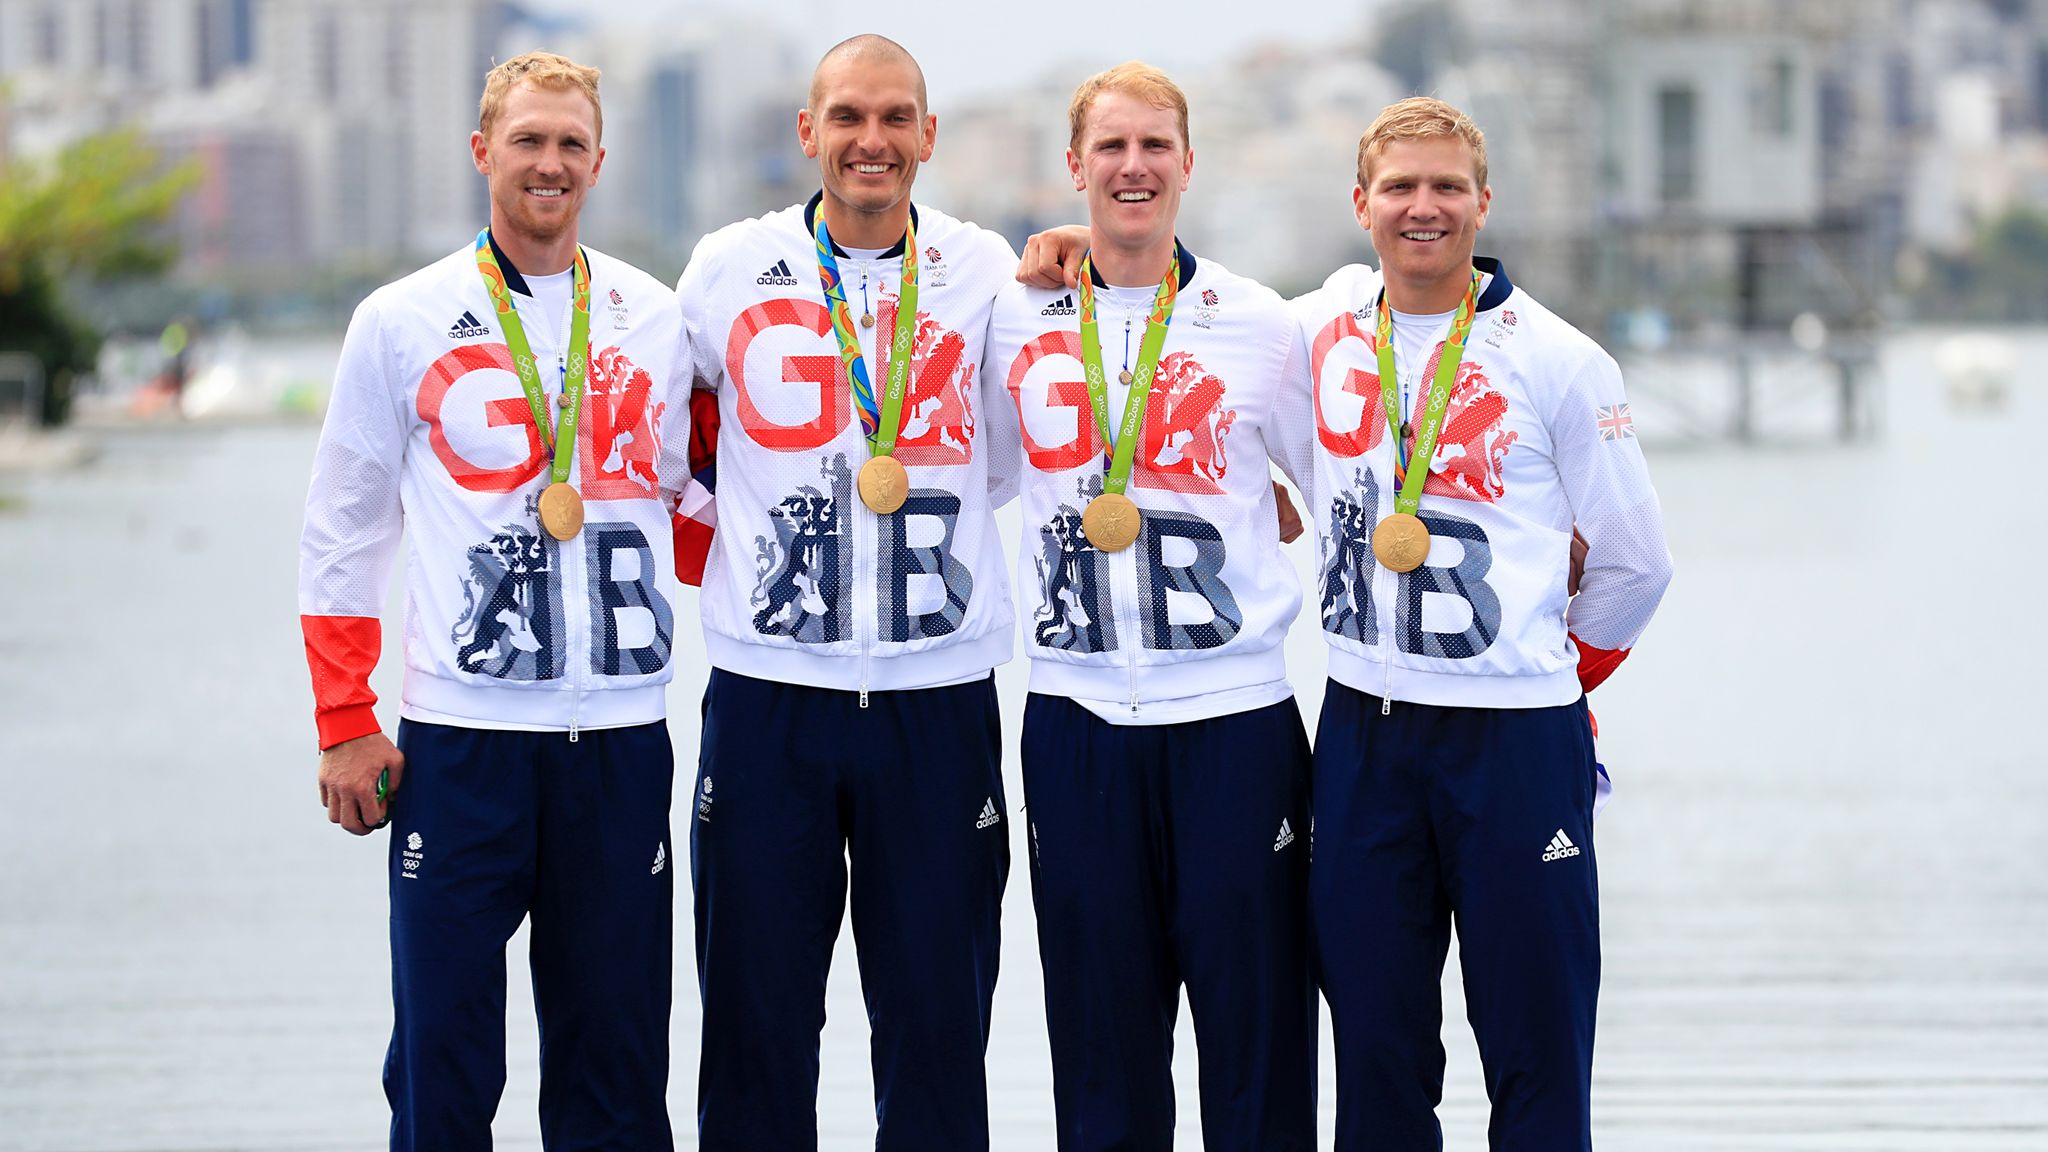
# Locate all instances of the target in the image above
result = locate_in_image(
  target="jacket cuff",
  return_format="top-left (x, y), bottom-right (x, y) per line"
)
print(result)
top-left (303, 614), bottom-right (383, 750)
top-left (317, 704), bottom-right (384, 751)
top-left (1571, 633), bottom-right (1629, 694)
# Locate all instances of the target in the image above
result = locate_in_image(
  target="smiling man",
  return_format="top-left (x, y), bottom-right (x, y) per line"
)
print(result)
top-left (298, 51), bottom-right (689, 1150)
top-left (672, 34), bottom-right (1020, 1152)
top-left (982, 62), bottom-right (1319, 1151)
top-left (1293, 97), bottom-right (1674, 1151)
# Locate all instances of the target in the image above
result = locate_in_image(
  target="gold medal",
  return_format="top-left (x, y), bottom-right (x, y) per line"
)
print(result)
top-left (1118, 369), bottom-right (1133, 386)
top-left (860, 313), bottom-right (876, 329)
top-left (1082, 493), bottom-right (1141, 552)
top-left (857, 455), bottom-right (909, 514)
top-left (1371, 512), bottom-right (1430, 573)
top-left (539, 482), bottom-right (584, 541)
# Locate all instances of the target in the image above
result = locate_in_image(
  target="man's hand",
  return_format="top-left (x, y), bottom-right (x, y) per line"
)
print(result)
top-left (1018, 225), bottom-right (1092, 288)
top-left (1568, 526), bottom-right (1589, 596)
top-left (1275, 481), bottom-right (1305, 544)
top-left (319, 731), bottom-right (404, 836)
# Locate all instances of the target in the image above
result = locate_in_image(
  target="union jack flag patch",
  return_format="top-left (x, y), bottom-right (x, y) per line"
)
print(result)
top-left (1596, 404), bottom-right (1636, 441)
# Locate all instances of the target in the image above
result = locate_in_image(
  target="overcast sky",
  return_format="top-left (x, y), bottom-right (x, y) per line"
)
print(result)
top-left (529, 0), bottom-right (1381, 103)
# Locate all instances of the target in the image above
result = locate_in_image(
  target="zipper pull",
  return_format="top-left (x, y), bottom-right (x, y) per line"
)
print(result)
top-left (1130, 686), bottom-right (1140, 715)
top-left (569, 720), bottom-right (580, 743)
top-left (859, 688), bottom-right (869, 709)
top-left (1381, 696), bottom-right (1392, 717)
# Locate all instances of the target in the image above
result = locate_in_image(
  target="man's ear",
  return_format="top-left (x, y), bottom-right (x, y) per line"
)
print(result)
top-left (797, 106), bottom-right (820, 159)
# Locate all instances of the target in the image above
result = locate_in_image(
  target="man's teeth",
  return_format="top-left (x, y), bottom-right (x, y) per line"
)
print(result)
top-left (1403, 230), bottom-right (1444, 241)
top-left (854, 163), bottom-right (889, 174)
top-left (1115, 191), bottom-right (1153, 202)
top-left (528, 188), bottom-right (564, 198)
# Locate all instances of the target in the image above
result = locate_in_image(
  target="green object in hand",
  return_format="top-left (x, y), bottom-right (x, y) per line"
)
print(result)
top-left (373, 768), bottom-right (392, 831)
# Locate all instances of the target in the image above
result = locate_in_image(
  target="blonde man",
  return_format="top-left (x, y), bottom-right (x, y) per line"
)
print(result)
top-left (1294, 97), bottom-right (1672, 1150)
top-left (300, 51), bottom-right (689, 1150)
top-left (1022, 94), bottom-right (1672, 1150)
top-left (985, 62), bottom-right (1318, 1151)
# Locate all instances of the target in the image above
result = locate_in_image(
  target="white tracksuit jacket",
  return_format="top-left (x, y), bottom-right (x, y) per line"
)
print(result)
top-left (298, 239), bottom-right (689, 745)
top-left (1291, 257), bottom-right (1673, 708)
top-left (984, 246), bottom-right (1315, 724)
top-left (676, 197), bottom-right (1020, 696)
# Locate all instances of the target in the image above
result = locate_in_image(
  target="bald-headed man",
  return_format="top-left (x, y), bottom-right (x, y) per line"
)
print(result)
top-left (673, 34), bottom-right (1022, 1152)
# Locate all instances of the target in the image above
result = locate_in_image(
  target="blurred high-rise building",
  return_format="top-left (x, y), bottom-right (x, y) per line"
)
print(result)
top-left (0, 1), bottom-right (815, 284)
top-left (253, 0), bottom-right (499, 267)
top-left (0, 0), bottom-right (503, 274)
top-left (534, 12), bottom-right (810, 280)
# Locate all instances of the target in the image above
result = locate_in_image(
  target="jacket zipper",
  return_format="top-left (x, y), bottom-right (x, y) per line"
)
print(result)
top-left (1110, 540), bottom-right (1141, 717)
top-left (1380, 354), bottom-right (1415, 718)
top-left (856, 260), bottom-right (877, 708)
top-left (554, 290), bottom-right (583, 741)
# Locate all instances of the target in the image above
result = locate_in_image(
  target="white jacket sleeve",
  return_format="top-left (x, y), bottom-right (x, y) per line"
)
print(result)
top-left (1265, 322), bottom-right (1317, 503)
top-left (676, 236), bottom-right (726, 394)
top-left (299, 295), bottom-right (409, 621)
top-left (656, 305), bottom-right (694, 508)
top-left (980, 304), bottom-right (1023, 509)
top-left (1550, 349), bottom-right (1674, 651)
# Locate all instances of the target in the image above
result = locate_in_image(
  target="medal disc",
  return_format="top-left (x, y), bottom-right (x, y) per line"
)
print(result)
top-left (860, 313), bottom-right (876, 329)
top-left (1082, 493), bottom-right (1141, 552)
top-left (1371, 513), bottom-right (1430, 573)
top-left (1118, 369), bottom-right (1134, 386)
top-left (857, 455), bottom-right (909, 514)
top-left (539, 482), bottom-right (584, 541)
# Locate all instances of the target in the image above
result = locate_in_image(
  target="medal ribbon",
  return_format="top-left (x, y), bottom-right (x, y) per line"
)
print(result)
top-left (1377, 269), bottom-right (1481, 515)
top-left (474, 229), bottom-right (590, 487)
top-left (813, 213), bottom-right (920, 457)
top-left (1077, 252), bottom-right (1179, 496)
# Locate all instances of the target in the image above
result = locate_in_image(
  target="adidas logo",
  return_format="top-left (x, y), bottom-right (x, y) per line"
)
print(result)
top-left (1541, 829), bottom-right (1581, 862)
top-left (975, 797), bottom-right (1001, 830)
top-left (757, 259), bottom-right (800, 287)
top-left (447, 310), bottom-right (490, 339)
top-left (651, 842), bottom-right (667, 875)
top-left (1273, 818), bottom-right (1296, 852)
top-left (1041, 293), bottom-right (1076, 317)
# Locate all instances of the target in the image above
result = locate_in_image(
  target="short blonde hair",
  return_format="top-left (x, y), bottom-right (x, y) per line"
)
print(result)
top-left (479, 52), bottom-right (603, 142)
top-left (1068, 61), bottom-right (1190, 153)
top-left (1356, 97), bottom-right (1486, 190)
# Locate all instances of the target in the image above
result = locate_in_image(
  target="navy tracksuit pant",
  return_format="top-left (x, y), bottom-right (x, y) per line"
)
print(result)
top-left (1022, 693), bottom-right (1318, 1152)
top-left (385, 719), bottom-right (676, 1152)
top-left (1311, 681), bottom-right (1601, 1152)
top-left (690, 669), bottom-right (1009, 1152)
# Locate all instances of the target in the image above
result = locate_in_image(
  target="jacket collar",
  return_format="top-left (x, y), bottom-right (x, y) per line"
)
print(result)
top-left (803, 191), bottom-right (921, 259)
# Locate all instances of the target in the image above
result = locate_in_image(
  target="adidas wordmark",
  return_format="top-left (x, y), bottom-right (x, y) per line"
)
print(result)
top-left (1274, 818), bottom-right (1296, 851)
top-left (1541, 829), bottom-right (1581, 863)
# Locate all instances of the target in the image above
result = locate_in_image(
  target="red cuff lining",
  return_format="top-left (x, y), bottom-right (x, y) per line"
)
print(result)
top-left (1571, 633), bottom-right (1629, 694)
top-left (674, 513), bottom-right (713, 587)
top-left (303, 615), bottom-right (382, 749)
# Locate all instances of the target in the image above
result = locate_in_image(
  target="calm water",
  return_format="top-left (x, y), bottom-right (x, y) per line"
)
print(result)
top-left (1, 329), bottom-right (2043, 1150)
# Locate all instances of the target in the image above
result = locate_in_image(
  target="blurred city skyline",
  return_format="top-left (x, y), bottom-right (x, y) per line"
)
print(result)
top-left (4, 0), bottom-right (2048, 335)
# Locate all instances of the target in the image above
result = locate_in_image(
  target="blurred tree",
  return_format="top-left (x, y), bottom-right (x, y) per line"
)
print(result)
top-left (1970, 208), bottom-right (2048, 323)
top-left (0, 130), bottom-right (198, 425)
